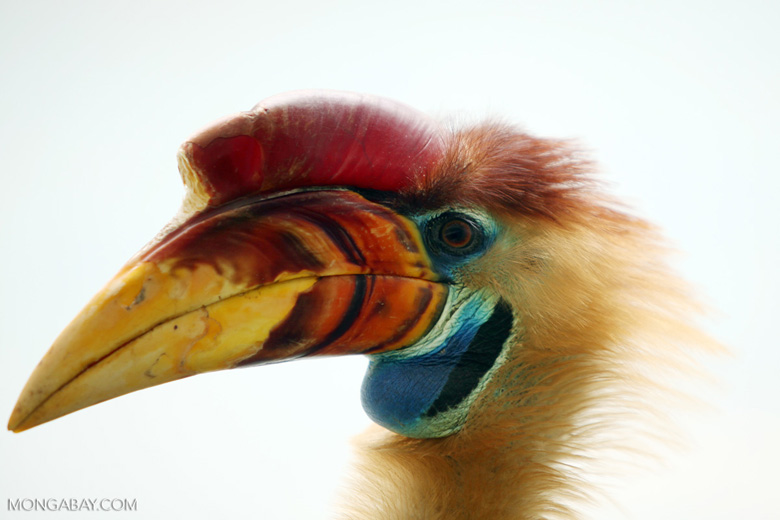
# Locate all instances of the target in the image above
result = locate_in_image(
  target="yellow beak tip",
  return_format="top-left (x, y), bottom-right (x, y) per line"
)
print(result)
top-left (8, 414), bottom-right (27, 433)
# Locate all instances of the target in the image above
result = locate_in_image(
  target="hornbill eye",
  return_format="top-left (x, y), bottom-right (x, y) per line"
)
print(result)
top-left (441, 219), bottom-right (473, 248)
top-left (424, 212), bottom-right (489, 260)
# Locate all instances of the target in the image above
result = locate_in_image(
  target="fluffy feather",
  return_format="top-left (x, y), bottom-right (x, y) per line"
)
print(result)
top-left (340, 123), bottom-right (718, 519)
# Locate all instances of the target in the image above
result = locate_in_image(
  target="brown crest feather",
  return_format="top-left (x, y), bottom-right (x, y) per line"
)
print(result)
top-left (402, 123), bottom-right (596, 222)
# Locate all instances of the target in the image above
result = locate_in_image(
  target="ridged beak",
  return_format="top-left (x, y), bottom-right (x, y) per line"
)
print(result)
top-left (8, 189), bottom-right (446, 432)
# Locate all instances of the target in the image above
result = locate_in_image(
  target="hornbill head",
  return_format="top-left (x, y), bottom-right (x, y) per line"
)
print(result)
top-left (9, 91), bottom-right (678, 453)
top-left (9, 91), bottom-right (523, 438)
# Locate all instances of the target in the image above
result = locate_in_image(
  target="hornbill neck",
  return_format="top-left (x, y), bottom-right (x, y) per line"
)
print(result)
top-left (342, 334), bottom-right (578, 520)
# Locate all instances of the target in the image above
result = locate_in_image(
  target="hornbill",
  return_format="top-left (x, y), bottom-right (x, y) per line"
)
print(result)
top-left (8, 91), bottom-right (711, 519)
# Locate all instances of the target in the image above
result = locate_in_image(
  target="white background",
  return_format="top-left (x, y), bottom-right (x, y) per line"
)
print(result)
top-left (1, 1), bottom-right (778, 518)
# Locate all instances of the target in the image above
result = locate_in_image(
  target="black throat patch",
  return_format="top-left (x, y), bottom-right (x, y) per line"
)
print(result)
top-left (424, 299), bottom-right (514, 417)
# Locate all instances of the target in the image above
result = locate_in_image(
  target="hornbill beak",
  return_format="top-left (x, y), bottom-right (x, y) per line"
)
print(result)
top-left (8, 188), bottom-right (446, 432)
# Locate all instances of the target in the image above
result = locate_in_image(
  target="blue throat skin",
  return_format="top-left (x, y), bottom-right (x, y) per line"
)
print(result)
top-left (361, 288), bottom-right (515, 438)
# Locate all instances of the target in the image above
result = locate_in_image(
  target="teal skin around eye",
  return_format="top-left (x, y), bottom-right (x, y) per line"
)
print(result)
top-left (414, 210), bottom-right (498, 277)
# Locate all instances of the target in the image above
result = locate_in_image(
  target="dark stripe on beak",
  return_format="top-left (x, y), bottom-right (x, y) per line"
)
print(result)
top-left (237, 275), bottom-right (369, 365)
top-left (237, 275), bottom-right (446, 366)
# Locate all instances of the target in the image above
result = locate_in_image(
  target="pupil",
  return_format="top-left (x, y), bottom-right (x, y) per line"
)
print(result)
top-left (442, 220), bottom-right (471, 247)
